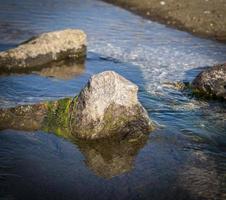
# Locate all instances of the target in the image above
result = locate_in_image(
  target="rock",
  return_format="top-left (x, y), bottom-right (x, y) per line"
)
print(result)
top-left (0, 103), bottom-right (49, 131)
top-left (0, 71), bottom-right (154, 140)
top-left (192, 64), bottom-right (226, 100)
top-left (0, 29), bottom-right (86, 73)
top-left (0, 98), bottom-right (73, 138)
top-left (162, 81), bottom-right (187, 90)
top-left (70, 71), bottom-right (153, 139)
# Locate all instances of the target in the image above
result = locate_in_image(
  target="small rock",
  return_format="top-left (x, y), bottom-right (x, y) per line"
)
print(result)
top-left (162, 81), bottom-right (186, 90)
top-left (192, 63), bottom-right (226, 100)
top-left (160, 1), bottom-right (165, 6)
top-left (204, 10), bottom-right (211, 14)
top-left (0, 29), bottom-right (87, 73)
top-left (70, 71), bottom-right (154, 139)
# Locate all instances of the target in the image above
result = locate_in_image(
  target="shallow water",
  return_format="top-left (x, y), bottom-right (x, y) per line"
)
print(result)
top-left (0, 0), bottom-right (226, 199)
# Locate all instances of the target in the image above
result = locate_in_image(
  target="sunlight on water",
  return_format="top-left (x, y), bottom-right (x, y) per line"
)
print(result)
top-left (0, 0), bottom-right (226, 199)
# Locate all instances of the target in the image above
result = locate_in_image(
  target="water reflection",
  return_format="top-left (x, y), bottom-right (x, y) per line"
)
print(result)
top-left (35, 62), bottom-right (85, 80)
top-left (1, 129), bottom-right (225, 200)
top-left (75, 135), bottom-right (148, 178)
top-left (0, 59), bottom-right (85, 79)
top-left (0, 100), bottom-right (149, 179)
top-left (0, 0), bottom-right (226, 198)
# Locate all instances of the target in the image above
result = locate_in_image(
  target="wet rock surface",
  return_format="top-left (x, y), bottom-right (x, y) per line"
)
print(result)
top-left (103, 0), bottom-right (226, 41)
top-left (0, 103), bottom-right (49, 131)
top-left (192, 64), bottom-right (226, 100)
top-left (0, 71), bottom-right (153, 140)
top-left (70, 71), bottom-right (153, 139)
top-left (0, 29), bottom-right (87, 74)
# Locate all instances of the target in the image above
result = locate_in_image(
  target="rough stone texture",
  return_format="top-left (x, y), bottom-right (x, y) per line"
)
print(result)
top-left (0, 103), bottom-right (49, 131)
top-left (70, 71), bottom-right (153, 139)
top-left (0, 71), bottom-right (153, 140)
top-left (192, 64), bottom-right (226, 100)
top-left (0, 29), bottom-right (87, 73)
top-left (0, 98), bottom-right (72, 137)
top-left (103, 0), bottom-right (226, 41)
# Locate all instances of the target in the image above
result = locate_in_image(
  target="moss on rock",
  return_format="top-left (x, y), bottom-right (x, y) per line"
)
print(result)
top-left (42, 97), bottom-right (73, 138)
top-left (0, 71), bottom-right (154, 140)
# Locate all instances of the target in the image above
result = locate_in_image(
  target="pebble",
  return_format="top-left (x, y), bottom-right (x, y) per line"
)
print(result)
top-left (160, 1), bottom-right (166, 6)
top-left (204, 10), bottom-right (211, 14)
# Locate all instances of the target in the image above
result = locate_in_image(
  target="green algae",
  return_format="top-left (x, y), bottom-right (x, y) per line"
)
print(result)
top-left (0, 96), bottom-right (79, 139)
top-left (42, 97), bottom-right (73, 138)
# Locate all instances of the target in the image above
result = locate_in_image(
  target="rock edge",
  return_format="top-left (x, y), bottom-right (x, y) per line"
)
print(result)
top-left (0, 29), bottom-right (87, 73)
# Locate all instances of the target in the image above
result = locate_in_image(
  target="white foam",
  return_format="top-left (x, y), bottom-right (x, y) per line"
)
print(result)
top-left (87, 5), bottom-right (226, 97)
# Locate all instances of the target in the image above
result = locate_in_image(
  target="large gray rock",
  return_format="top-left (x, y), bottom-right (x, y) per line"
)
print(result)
top-left (0, 29), bottom-right (86, 73)
top-left (70, 71), bottom-right (153, 139)
top-left (192, 64), bottom-right (226, 100)
top-left (0, 71), bottom-right (154, 140)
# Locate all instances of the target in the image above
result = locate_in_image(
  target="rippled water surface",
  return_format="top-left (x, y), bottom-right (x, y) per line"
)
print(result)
top-left (0, 0), bottom-right (226, 199)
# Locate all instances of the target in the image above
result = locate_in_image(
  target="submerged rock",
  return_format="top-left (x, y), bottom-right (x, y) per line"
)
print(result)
top-left (0, 71), bottom-right (153, 140)
top-left (0, 98), bottom-right (72, 134)
top-left (0, 103), bottom-right (48, 131)
top-left (162, 81), bottom-right (187, 91)
top-left (0, 29), bottom-right (86, 73)
top-left (192, 64), bottom-right (226, 100)
top-left (70, 71), bottom-right (153, 139)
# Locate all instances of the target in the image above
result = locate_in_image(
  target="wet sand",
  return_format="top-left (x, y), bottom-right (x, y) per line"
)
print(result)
top-left (102, 0), bottom-right (226, 42)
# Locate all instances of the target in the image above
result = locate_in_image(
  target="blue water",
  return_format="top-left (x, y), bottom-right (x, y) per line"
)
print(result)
top-left (0, 0), bottom-right (226, 199)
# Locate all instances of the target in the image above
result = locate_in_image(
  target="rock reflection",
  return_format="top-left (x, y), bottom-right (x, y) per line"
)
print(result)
top-left (35, 61), bottom-right (85, 80)
top-left (75, 135), bottom-right (148, 179)
top-left (0, 97), bottom-right (149, 179)
top-left (0, 59), bottom-right (85, 79)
